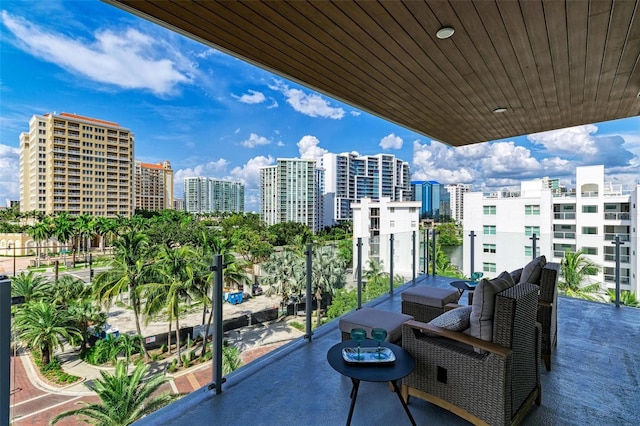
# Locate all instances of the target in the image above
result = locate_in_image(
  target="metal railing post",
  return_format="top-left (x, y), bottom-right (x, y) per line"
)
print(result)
top-left (431, 230), bottom-right (437, 276)
top-left (530, 233), bottom-right (539, 260)
top-left (422, 228), bottom-right (427, 275)
top-left (305, 243), bottom-right (313, 341)
top-left (425, 228), bottom-right (430, 276)
top-left (389, 233), bottom-right (394, 295)
top-left (469, 231), bottom-right (476, 276)
top-left (613, 236), bottom-right (621, 308)
top-left (208, 254), bottom-right (225, 393)
top-left (356, 237), bottom-right (362, 309)
top-left (412, 231), bottom-right (416, 284)
top-left (1, 279), bottom-right (10, 425)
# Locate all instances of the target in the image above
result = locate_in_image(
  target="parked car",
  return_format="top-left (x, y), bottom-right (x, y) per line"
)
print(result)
top-left (252, 284), bottom-right (263, 296)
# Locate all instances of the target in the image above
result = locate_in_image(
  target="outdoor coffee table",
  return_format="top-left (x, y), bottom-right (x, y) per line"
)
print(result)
top-left (327, 340), bottom-right (416, 426)
top-left (450, 280), bottom-right (479, 304)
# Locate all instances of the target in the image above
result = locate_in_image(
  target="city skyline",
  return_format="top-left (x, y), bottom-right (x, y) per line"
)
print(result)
top-left (1, 0), bottom-right (639, 213)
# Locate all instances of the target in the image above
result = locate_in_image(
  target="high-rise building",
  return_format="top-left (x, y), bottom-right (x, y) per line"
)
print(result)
top-left (260, 158), bottom-right (323, 232)
top-left (174, 199), bottom-right (185, 211)
top-left (321, 153), bottom-right (411, 226)
top-left (19, 112), bottom-right (134, 217)
top-left (134, 160), bottom-right (174, 211)
top-left (446, 183), bottom-right (472, 222)
top-left (411, 180), bottom-right (451, 222)
top-left (184, 177), bottom-right (244, 214)
top-left (463, 165), bottom-right (639, 296)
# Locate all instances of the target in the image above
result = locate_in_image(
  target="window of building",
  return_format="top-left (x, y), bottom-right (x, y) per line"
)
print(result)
top-left (483, 262), bottom-right (496, 273)
top-left (525, 226), bottom-right (540, 237)
top-left (483, 205), bottom-right (496, 215)
top-left (524, 246), bottom-right (541, 257)
top-left (525, 205), bottom-right (540, 215)
top-left (483, 225), bottom-right (496, 235)
top-left (582, 205), bottom-right (598, 213)
top-left (582, 227), bottom-right (598, 235)
top-left (483, 244), bottom-right (496, 254)
top-left (390, 220), bottom-right (395, 227)
top-left (582, 247), bottom-right (598, 255)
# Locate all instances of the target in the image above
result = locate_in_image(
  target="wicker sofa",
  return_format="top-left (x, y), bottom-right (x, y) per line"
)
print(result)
top-left (536, 262), bottom-right (559, 371)
top-left (401, 282), bottom-right (541, 426)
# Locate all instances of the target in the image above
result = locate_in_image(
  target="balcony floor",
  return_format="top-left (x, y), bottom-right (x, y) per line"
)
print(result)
top-left (137, 275), bottom-right (640, 425)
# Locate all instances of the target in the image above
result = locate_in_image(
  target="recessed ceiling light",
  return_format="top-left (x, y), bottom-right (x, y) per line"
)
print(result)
top-left (493, 107), bottom-right (508, 113)
top-left (436, 27), bottom-right (455, 39)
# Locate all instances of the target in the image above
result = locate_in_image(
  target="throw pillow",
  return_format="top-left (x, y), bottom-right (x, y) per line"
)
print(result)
top-left (510, 268), bottom-right (523, 284)
top-left (424, 306), bottom-right (472, 336)
top-left (468, 270), bottom-right (515, 342)
top-left (520, 255), bottom-right (547, 285)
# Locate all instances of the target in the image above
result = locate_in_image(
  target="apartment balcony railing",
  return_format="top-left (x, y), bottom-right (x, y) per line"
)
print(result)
top-left (604, 275), bottom-right (630, 285)
top-left (604, 233), bottom-right (630, 242)
top-left (553, 231), bottom-right (575, 239)
top-left (553, 212), bottom-right (576, 220)
top-left (604, 254), bottom-right (630, 263)
top-left (604, 212), bottom-right (631, 220)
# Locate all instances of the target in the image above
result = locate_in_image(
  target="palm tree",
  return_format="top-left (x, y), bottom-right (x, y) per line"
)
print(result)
top-left (310, 245), bottom-right (346, 326)
top-left (114, 334), bottom-right (146, 365)
top-left (93, 230), bottom-right (152, 345)
top-left (51, 360), bottom-right (175, 425)
top-left (51, 212), bottom-right (75, 265)
top-left (363, 259), bottom-right (388, 301)
top-left (93, 216), bottom-right (118, 253)
top-left (10, 271), bottom-right (50, 303)
top-left (15, 301), bottom-right (81, 365)
top-left (559, 250), bottom-right (602, 301)
top-left (27, 220), bottom-right (52, 266)
top-left (74, 213), bottom-right (94, 257)
top-left (607, 289), bottom-right (639, 307)
top-left (261, 248), bottom-right (304, 308)
top-left (145, 245), bottom-right (198, 365)
top-left (49, 275), bottom-right (88, 306)
top-left (68, 299), bottom-right (107, 351)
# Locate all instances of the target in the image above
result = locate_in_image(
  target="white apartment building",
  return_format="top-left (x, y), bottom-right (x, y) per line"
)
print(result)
top-left (352, 197), bottom-right (421, 278)
top-left (134, 160), bottom-right (174, 211)
top-left (20, 112), bottom-right (134, 217)
top-left (184, 177), bottom-right (244, 214)
top-left (260, 158), bottom-right (323, 232)
top-left (463, 165), bottom-right (639, 296)
top-left (321, 153), bottom-right (411, 226)
top-left (446, 183), bottom-right (472, 222)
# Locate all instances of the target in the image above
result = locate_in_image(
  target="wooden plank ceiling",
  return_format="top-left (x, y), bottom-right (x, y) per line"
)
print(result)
top-left (106, 0), bottom-right (640, 147)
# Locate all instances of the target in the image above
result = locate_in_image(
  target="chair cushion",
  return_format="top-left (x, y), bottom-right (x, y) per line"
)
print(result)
top-left (339, 308), bottom-right (413, 342)
top-left (520, 255), bottom-right (547, 285)
top-left (510, 268), bottom-right (523, 284)
top-left (401, 286), bottom-right (459, 307)
top-left (469, 271), bottom-right (515, 342)
top-left (425, 306), bottom-right (472, 336)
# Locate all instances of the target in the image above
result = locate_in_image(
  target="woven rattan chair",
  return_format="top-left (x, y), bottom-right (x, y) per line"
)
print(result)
top-left (537, 263), bottom-right (559, 371)
top-left (401, 282), bottom-right (541, 426)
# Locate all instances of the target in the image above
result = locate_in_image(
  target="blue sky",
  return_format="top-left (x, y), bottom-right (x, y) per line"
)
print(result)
top-left (1, 0), bottom-right (639, 212)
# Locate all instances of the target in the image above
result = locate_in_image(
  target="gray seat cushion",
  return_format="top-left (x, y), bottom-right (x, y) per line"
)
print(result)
top-left (401, 286), bottom-right (459, 307)
top-left (339, 308), bottom-right (413, 343)
top-left (469, 271), bottom-right (515, 342)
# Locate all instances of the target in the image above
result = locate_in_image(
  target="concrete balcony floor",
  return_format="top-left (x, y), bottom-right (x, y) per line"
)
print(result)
top-left (137, 275), bottom-right (640, 425)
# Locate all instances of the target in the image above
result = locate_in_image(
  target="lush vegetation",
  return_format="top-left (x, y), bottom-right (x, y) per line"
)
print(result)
top-left (559, 250), bottom-right (603, 301)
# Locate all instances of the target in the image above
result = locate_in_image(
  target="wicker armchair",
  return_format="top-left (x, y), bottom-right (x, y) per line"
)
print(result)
top-left (537, 262), bottom-right (559, 371)
top-left (402, 282), bottom-right (541, 426)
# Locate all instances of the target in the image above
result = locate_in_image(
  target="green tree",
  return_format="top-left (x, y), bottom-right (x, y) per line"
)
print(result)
top-left (435, 222), bottom-right (462, 246)
top-left (145, 245), bottom-right (198, 365)
top-left (93, 231), bottom-right (153, 361)
top-left (310, 245), bottom-right (346, 326)
top-left (51, 360), bottom-right (175, 425)
top-left (49, 275), bottom-right (88, 306)
top-left (27, 220), bottom-right (53, 266)
top-left (607, 289), bottom-right (639, 307)
top-left (10, 271), bottom-right (50, 303)
top-left (261, 249), bottom-right (304, 307)
top-left (269, 221), bottom-right (312, 247)
top-left (74, 213), bottom-right (94, 257)
top-left (93, 216), bottom-right (119, 253)
top-left (68, 299), bottom-right (107, 351)
top-left (15, 301), bottom-right (81, 365)
top-left (114, 334), bottom-right (146, 365)
top-left (51, 212), bottom-right (75, 255)
top-left (559, 250), bottom-right (602, 301)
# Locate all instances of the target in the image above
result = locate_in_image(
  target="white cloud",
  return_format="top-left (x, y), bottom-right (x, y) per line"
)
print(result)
top-left (350, 111), bottom-right (361, 116)
top-left (234, 89), bottom-right (266, 104)
top-left (276, 141), bottom-right (285, 147)
top-left (1, 11), bottom-right (192, 96)
top-left (297, 135), bottom-right (328, 163)
top-left (267, 99), bottom-right (279, 109)
top-left (229, 155), bottom-right (275, 189)
top-left (240, 133), bottom-right (271, 148)
top-left (0, 144), bottom-right (20, 203)
top-left (269, 80), bottom-right (344, 119)
top-left (379, 133), bottom-right (403, 150)
top-left (527, 124), bottom-right (599, 155)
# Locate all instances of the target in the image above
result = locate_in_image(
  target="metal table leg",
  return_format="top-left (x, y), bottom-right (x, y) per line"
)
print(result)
top-left (391, 380), bottom-right (416, 426)
top-left (346, 379), bottom-right (360, 426)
